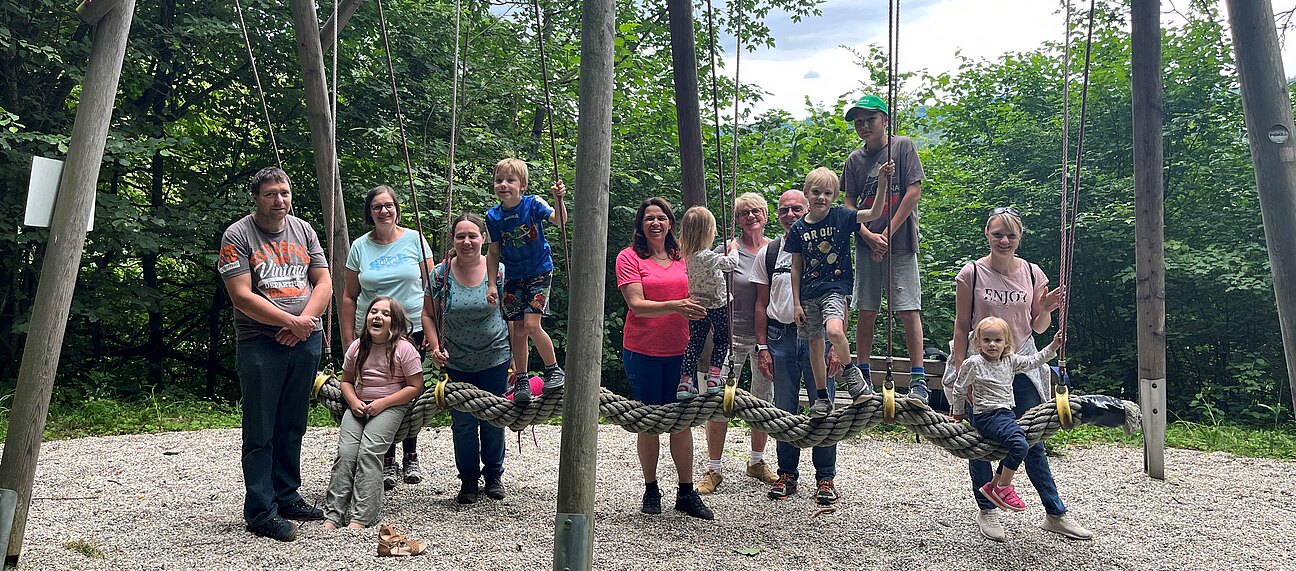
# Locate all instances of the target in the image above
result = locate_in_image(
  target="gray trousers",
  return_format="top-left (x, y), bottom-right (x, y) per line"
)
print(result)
top-left (322, 403), bottom-right (408, 527)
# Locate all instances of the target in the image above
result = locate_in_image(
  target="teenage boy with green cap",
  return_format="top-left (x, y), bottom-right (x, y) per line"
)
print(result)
top-left (840, 94), bottom-right (930, 404)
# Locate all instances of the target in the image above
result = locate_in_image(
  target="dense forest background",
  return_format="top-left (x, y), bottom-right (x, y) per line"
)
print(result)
top-left (1, 0), bottom-right (1288, 426)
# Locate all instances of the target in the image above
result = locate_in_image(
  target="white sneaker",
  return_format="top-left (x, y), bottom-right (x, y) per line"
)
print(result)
top-left (1040, 513), bottom-right (1093, 540)
top-left (977, 509), bottom-right (1006, 542)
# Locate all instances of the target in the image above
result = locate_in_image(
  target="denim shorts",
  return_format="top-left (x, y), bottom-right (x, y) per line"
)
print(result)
top-left (622, 348), bottom-right (683, 405)
top-left (797, 292), bottom-right (847, 340)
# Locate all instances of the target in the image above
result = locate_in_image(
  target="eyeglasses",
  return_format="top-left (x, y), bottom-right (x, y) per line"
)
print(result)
top-left (736, 208), bottom-right (764, 218)
top-left (776, 205), bottom-right (806, 215)
top-left (370, 202), bottom-right (397, 212)
top-left (991, 206), bottom-right (1021, 219)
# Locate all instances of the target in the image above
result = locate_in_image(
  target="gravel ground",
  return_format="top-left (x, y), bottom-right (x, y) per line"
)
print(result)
top-left (14, 423), bottom-right (1296, 570)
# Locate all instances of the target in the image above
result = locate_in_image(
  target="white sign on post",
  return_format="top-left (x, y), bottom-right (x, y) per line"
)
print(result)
top-left (25, 156), bottom-right (95, 231)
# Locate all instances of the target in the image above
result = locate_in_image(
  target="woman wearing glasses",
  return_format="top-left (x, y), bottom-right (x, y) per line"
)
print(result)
top-left (697, 193), bottom-right (780, 496)
top-left (947, 207), bottom-right (1091, 542)
top-left (341, 185), bottom-right (435, 491)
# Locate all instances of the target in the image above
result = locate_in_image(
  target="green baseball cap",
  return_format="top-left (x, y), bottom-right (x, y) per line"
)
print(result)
top-left (845, 95), bottom-right (888, 121)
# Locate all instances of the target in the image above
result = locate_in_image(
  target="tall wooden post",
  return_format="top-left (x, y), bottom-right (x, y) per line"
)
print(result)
top-left (551, 1), bottom-right (614, 569)
top-left (288, 0), bottom-right (349, 327)
top-left (1131, 0), bottom-right (1167, 480)
top-left (0, 0), bottom-right (134, 564)
top-left (667, 0), bottom-right (706, 208)
top-left (1225, 0), bottom-right (1296, 412)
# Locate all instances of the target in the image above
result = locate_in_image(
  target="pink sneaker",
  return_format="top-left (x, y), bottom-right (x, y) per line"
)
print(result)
top-left (980, 482), bottom-right (1027, 512)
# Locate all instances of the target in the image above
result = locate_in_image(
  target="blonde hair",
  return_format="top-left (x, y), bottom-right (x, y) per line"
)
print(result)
top-left (803, 167), bottom-right (840, 196)
top-left (985, 211), bottom-right (1024, 236)
top-left (679, 206), bottom-right (718, 258)
top-left (494, 158), bottom-right (530, 189)
top-left (732, 192), bottom-right (769, 225)
top-left (971, 316), bottom-right (1014, 355)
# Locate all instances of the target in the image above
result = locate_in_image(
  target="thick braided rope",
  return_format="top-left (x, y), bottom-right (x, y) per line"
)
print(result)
top-left (315, 377), bottom-right (1138, 461)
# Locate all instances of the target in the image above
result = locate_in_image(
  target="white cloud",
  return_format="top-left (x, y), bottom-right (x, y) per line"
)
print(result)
top-left (728, 0), bottom-right (1296, 119)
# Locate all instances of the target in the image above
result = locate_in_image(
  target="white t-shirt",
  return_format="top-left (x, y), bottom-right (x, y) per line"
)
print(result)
top-left (749, 236), bottom-right (796, 325)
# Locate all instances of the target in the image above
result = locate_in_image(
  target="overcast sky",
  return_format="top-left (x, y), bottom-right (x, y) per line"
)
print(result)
top-left (722, 0), bottom-right (1296, 118)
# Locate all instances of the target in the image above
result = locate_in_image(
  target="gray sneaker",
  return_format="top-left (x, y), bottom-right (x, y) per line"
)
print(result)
top-left (543, 365), bottom-right (566, 393)
top-left (808, 398), bottom-right (833, 419)
top-left (908, 377), bottom-right (931, 404)
top-left (845, 365), bottom-right (873, 398)
top-left (382, 458), bottom-right (399, 491)
top-left (402, 453), bottom-right (422, 485)
top-left (512, 373), bottom-right (531, 404)
top-left (977, 509), bottom-right (1006, 542)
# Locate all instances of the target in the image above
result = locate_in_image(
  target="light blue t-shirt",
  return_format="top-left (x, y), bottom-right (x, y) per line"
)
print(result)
top-left (427, 261), bottom-right (510, 372)
top-left (485, 194), bottom-right (555, 280)
top-left (345, 229), bottom-right (433, 334)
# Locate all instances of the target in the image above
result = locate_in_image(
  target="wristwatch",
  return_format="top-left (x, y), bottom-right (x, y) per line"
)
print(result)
top-left (756, 344), bottom-right (769, 352)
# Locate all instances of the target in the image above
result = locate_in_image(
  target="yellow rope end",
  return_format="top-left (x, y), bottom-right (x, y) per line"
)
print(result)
top-left (434, 375), bottom-right (449, 410)
top-left (882, 380), bottom-right (896, 422)
top-left (722, 377), bottom-right (738, 418)
top-left (312, 366), bottom-right (332, 399)
top-left (1055, 385), bottom-right (1074, 429)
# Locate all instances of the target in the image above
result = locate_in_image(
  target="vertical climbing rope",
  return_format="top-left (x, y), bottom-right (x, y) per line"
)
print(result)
top-left (530, 0), bottom-right (572, 283)
top-left (704, 0), bottom-right (736, 372)
top-left (232, 0), bottom-right (283, 169)
top-left (1057, 0), bottom-right (1097, 373)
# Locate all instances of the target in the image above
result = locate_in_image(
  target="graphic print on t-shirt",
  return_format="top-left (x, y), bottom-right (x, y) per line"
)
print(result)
top-left (249, 241), bottom-right (311, 299)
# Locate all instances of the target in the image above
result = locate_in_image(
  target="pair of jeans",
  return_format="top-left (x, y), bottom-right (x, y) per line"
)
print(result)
top-left (323, 402), bottom-right (408, 527)
top-left (622, 349), bottom-right (684, 406)
top-left (971, 408), bottom-right (1029, 472)
top-left (768, 321), bottom-right (836, 480)
top-left (449, 360), bottom-right (509, 483)
top-left (968, 373), bottom-right (1066, 514)
top-left (236, 330), bottom-right (322, 525)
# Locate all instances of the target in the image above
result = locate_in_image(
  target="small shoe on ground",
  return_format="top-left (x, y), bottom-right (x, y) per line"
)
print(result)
top-left (247, 515), bottom-right (297, 542)
top-left (512, 374), bottom-right (532, 404)
top-left (907, 379), bottom-right (931, 405)
top-left (674, 489), bottom-right (714, 520)
top-left (377, 524), bottom-right (428, 557)
top-left (456, 480), bottom-right (480, 504)
top-left (697, 468), bottom-right (723, 495)
top-left (402, 453), bottom-right (423, 485)
top-left (978, 482), bottom-right (1026, 512)
top-left (845, 365), bottom-right (873, 399)
top-left (745, 460), bottom-right (779, 484)
top-left (278, 497), bottom-right (325, 521)
top-left (675, 380), bottom-right (700, 400)
top-left (977, 509), bottom-right (1006, 542)
top-left (641, 488), bottom-right (662, 515)
top-left (483, 477), bottom-right (505, 500)
top-left (543, 365), bottom-right (566, 393)
top-left (1040, 513), bottom-right (1093, 540)
top-left (814, 478), bottom-right (840, 506)
top-left (383, 457), bottom-right (400, 491)
top-left (768, 473), bottom-right (798, 500)
top-left (705, 375), bottom-right (723, 395)
top-left (808, 398), bottom-right (833, 419)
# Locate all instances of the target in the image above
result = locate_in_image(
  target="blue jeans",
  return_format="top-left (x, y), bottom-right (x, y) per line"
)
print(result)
top-left (972, 408), bottom-right (1029, 472)
top-left (236, 330), bottom-right (322, 525)
top-left (769, 322), bottom-right (836, 480)
top-left (449, 360), bottom-right (509, 483)
top-left (968, 373), bottom-right (1066, 515)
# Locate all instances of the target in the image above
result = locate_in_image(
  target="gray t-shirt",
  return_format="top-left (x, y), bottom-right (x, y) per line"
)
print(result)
top-left (218, 214), bottom-right (329, 341)
top-left (427, 261), bottom-right (510, 373)
top-left (841, 135), bottom-right (924, 255)
top-left (716, 240), bottom-right (764, 336)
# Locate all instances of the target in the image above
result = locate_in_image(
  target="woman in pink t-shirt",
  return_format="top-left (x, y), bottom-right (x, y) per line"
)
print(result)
top-left (615, 197), bottom-right (712, 520)
top-left (946, 208), bottom-right (1091, 542)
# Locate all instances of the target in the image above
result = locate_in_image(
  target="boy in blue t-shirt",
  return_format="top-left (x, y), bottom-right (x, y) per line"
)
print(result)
top-left (485, 158), bottom-right (568, 403)
top-left (787, 167), bottom-right (888, 419)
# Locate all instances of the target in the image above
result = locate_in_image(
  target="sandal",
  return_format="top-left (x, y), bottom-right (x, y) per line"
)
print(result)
top-left (377, 524), bottom-right (428, 557)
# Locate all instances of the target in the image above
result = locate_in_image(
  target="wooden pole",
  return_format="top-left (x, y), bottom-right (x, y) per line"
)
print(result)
top-left (1131, 0), bottom-right (1167, 480)
top-left (75, 0), bottom-right (125, 25)
top-left (666, 0), bottom-right (706, 209)
top-left (551, 1), bottom-right (613, 569)
top-left (319, 0), bottom-right (361, 54)
top-left (0, 0), bottom-right (135, 564)
top-left (1225, 0), bottom-right (1296, 412)
top-left (288, 0), bottom-right (349, 334)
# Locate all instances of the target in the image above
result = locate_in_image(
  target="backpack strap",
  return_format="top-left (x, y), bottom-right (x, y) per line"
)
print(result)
top-left (765, 235), bottom-right (783, 279)
top-left (969, 261), bottom-right (979, 324)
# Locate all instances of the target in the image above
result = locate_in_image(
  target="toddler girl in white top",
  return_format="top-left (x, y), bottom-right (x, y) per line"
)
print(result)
top-left (677, 206), bottom-right (740, 399)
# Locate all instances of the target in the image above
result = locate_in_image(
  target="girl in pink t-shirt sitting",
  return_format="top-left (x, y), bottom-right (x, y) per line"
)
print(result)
top-left (323, 296), bottom-right (424, 529)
